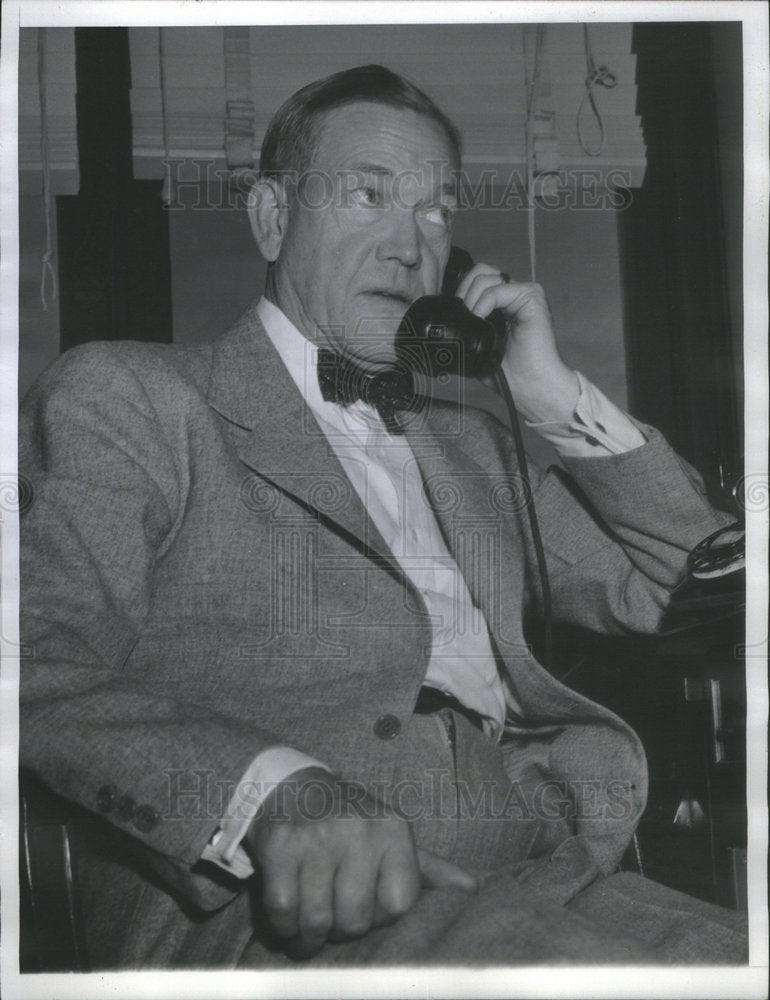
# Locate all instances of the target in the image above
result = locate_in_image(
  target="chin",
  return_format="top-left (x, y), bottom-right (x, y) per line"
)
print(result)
top-left (341, 312), bottom-right (401, 367)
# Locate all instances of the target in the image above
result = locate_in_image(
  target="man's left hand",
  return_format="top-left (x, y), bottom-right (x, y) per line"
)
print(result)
top-left (455, 263), bottom-right (579, 422)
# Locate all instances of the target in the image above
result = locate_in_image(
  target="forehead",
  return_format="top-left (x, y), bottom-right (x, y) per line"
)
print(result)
top-left (312, 101), bottom-right (458, 179)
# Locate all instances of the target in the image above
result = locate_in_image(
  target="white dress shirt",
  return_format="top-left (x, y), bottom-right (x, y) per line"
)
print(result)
top-left (202, 297), bottom-right (646, 877)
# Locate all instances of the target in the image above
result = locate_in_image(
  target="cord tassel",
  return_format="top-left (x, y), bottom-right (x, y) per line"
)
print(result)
top-left (37, 28), bottom-right (58, 312)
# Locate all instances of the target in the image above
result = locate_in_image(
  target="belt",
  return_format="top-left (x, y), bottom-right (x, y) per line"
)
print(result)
top-left (413, 686), bottom-right (485, 733)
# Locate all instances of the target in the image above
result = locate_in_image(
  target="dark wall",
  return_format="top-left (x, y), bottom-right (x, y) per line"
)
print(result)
top-left (618, 22), bottom-right (743, 483)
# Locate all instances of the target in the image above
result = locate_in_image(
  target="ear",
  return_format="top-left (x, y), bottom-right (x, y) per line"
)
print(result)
top-left (247, 177), bottom-right (288, 262)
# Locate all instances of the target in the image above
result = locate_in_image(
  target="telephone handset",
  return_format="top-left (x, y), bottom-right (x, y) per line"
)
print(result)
top-left (395, 246), bottom-right (508, 379)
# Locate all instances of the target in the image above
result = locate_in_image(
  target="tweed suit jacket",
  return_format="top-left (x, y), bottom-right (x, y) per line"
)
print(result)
top-left (19, 300), bottom-right (730, 943)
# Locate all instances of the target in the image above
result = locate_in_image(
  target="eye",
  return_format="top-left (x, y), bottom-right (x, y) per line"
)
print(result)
top-left (351, 186), bottom-right (383, 208)
top-left (423, 204), bottom-right (455, 228)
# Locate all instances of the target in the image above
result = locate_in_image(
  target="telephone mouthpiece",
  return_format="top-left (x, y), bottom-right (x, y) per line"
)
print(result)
top-left (395, 295), bottom-right (507, 379)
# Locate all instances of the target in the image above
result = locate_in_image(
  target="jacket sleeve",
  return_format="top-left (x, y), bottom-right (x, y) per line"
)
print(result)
top-left (19, 344), bottom-right (289, 911)
top-left (523, 427), bottom-right (736, 634)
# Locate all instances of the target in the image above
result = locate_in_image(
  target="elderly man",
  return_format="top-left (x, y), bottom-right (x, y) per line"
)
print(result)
top-left (20, 64), bottom-right (747, 967)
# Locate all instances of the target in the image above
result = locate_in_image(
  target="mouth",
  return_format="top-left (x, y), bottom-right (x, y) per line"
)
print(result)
top-left (364, 290), bottom-right (413, 306)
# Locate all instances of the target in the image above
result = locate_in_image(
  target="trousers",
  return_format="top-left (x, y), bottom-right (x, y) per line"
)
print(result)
top-left (81, 708), bottom-right (749, 967)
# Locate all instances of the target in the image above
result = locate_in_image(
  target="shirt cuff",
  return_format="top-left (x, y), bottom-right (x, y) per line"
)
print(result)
top-left (525, 371), bottom-right (647, 458)
top-left (200, 747), bottom-right (331, 880)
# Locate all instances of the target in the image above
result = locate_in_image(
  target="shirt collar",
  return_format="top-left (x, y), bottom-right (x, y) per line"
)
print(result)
top-left (256, 296), bottom-right (383, 437)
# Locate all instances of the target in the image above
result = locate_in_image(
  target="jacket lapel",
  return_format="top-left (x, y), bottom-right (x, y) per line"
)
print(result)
top-left (207, 301), bottom-right (398, 571)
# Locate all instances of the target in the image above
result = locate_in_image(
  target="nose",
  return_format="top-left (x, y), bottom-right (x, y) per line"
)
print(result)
top-left (375, 207), bottom-right (422, 269)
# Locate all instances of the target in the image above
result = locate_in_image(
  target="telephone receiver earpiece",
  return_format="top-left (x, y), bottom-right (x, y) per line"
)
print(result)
top-left (394, 246), bottom-right (508, 379)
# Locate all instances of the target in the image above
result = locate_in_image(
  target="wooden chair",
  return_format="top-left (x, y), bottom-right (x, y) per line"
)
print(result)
top-left (19, 770), bottom-right (90, 972)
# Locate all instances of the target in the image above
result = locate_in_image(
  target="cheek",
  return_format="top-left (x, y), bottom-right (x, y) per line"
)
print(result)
top-left (421, 228), bottom-right (451, 265)
top-left (423, 245), bottom-right (450, 292)
top-left (325, 233), bottom-right (375, 291)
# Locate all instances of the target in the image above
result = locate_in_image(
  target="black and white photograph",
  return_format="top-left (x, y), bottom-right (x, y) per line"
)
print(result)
top-left (1, 1), bottom-right (767, 996)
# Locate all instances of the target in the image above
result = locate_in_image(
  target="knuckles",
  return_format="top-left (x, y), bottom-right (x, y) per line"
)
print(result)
top-left (300, 912), bottom-right (334, 939)
top-left (263, 890), bottom-right (297, 919)
top-left (334, 916), bottom-right (372, 939)
top-left (378, 885), bottom-right (417, 920)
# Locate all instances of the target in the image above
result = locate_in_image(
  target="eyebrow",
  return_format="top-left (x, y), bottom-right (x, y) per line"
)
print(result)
top-left (349, 163), bottom-right (392, 176)
top-left (348, 163), bottom-right (458, 199)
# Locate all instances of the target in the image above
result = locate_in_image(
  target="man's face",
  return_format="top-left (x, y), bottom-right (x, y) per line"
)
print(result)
top-left (271, 101), bottom-right (458, 367)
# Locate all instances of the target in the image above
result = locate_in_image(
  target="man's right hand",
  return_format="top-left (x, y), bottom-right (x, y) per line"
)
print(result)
top-left (244, 766), bottom-right (478, 958)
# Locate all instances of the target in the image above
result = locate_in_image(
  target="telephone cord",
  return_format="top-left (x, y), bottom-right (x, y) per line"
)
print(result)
top-left (493, 364), bottom-right (553, 672)
top-left (523, 26), bottom-right (544, 283)
top-left (37, 28), bottom-right (58, 312)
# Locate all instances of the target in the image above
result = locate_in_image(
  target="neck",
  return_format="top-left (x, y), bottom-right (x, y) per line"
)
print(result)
top-left (264, 267), bottom-right (316, 345)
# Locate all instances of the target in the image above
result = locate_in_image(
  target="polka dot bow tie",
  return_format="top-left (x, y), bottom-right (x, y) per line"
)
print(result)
top-left (316, 348), bottom-right (426, 434)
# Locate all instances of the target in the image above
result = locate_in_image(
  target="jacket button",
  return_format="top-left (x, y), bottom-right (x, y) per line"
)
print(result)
top-left (96, 784), bottom-right (117, 813)
top-left (115, 794), bottom-right (136, 822)
top-left (374, 714), bottom-right (401, 739)
top-left (133, 804), bottom-right (160, 833)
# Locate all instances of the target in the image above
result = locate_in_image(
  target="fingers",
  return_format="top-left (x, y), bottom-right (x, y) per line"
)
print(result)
top-left (374, 841), bottom-right (422, 925)
top-left (278, 838), bottom-right (421, 953)
top-left (293, 852), bottom-right (335, 956)
top-left (260, 838), bottom-right (337, 953)
top-left (262, 842), bottom-right (476, 958)
top-left (252, 774), bottom-right (475, 957)
top-left (455, 263), bottom-right (505, 306)
top-left (329, 851), bottom-right (378, 940)
top-left (455, 264), bottom-right (548, 325)
top-left (261, 851), bottom-right (301, 941)
top-left (263, 849), bottom-right (360, 957)
top-left (417, 848), bottom-right (479, 893)
top-left (257, 794), bottom-right (422, 952)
